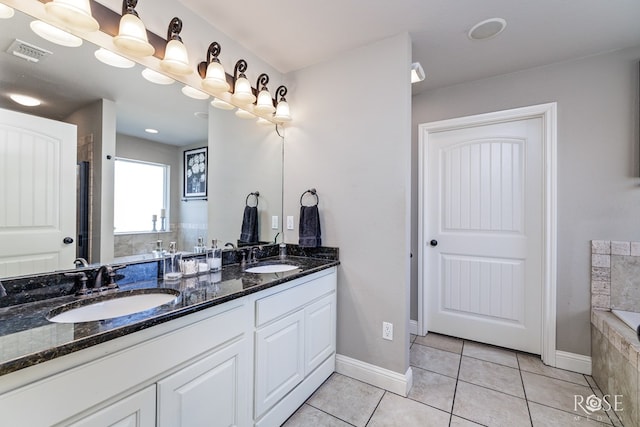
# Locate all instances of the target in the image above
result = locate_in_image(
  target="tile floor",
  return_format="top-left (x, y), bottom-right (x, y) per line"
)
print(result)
top-left (283, 333), bottom-right (625, 427)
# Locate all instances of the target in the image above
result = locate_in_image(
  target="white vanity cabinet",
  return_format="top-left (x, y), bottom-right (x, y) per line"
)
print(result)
top-left (0, 266), bottom-right (337, 427)
top-left (253, 269), bottom-right (337, 427)
top-left (0, 299), bottom-right (251, 427)
top-left (67, 385), bottom-right (157, 427)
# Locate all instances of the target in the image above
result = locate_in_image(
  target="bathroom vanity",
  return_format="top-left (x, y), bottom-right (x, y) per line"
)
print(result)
top-left (0, 251), bottom-right (338, 427)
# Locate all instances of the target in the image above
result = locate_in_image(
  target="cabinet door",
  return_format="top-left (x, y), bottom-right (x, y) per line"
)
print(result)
top-left (254, 310), bottom-right (305, 418)
top-left (157, 338), bottom-right (248, 427)
top-left (305, 293), bottom-right (336, 375)
top-left (66, 385), bottom-right (155, 427)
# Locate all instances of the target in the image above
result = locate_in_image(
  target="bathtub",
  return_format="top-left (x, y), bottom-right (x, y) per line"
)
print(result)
top-left (611, 309), bottom-right (640, 332)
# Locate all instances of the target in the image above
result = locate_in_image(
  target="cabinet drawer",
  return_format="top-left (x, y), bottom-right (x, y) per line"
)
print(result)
top-left (256, 272), bottom-right (336, 327)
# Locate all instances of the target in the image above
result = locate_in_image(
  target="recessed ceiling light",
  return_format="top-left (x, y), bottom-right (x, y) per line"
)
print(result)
top-left (211, 98), bottom-right (234, 110)
top-left (94, 48), bottom-right (135, 68)
top-left (0, 4), bottom-right (15, 19)
top-left (145, 128), bottom-right (159, 134)
top-left (10, 94), bottom-right (41, 107)
top-left (141, 68), bottom-right (174, 85)
top-left (468, 18), bottom-right (507, 41)
top-left (181, 85), bottom-right (209, 100)
top-left (30, 20), bottom-right (83, 47)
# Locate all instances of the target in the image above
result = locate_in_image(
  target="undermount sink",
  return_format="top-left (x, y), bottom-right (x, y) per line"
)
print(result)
top-left (47, 289), bottom-right (180, 323)
top-left (245, 264), bottom-right (300, 274)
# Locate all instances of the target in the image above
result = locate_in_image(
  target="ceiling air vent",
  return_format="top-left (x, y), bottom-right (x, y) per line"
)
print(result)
top-left (6, 39), bottom-right (52, 63)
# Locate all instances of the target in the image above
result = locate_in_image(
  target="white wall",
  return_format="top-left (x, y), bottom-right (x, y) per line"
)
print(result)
top-left (411, 46), bottom-right (640, 356)
top-left (285, 33), bottom-right (412, 374)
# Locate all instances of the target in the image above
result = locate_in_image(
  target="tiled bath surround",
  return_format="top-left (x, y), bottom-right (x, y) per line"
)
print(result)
top-left (591, 240), bottom-right (640, 426)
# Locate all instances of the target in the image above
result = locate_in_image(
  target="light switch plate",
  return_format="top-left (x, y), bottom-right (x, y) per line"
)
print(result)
top-left (271, 216), bottom-right (279, 230)
top-left (287, 216), bottom-right (294, 230)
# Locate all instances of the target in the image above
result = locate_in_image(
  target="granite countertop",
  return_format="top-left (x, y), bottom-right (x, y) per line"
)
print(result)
top-left (0, 255), bottom-right (339, 376)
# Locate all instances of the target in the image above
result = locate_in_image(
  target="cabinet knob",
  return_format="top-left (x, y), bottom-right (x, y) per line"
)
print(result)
top-left (430, 240), bottom-right (438, 247)
top-left (63, 237), bottom-right (74, 244)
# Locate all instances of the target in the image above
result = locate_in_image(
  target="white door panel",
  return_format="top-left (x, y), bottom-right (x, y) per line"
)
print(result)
top-left (0, 108), bottom-right (76, 277)
top-left (425, 118), bottom-right (542, 353)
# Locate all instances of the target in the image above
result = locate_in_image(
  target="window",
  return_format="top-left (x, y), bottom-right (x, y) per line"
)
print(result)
top-left (114, 158), bottom-right (169, 233)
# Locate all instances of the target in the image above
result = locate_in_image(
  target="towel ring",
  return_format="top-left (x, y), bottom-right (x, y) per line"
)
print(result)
top-left (246, 191), bottom-right (259, 207)
top-left (300, 188), bottom-right (319, 207)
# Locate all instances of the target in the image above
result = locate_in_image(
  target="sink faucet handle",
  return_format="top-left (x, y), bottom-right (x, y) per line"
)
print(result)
top-left (64, 271), bottom-right (89, 296)
top-left (105, 264), bottom-right (127, 289)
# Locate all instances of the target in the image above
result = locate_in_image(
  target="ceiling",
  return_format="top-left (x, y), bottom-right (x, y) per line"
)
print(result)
top-left (177, 0), bottom-right (640, 94)
top-left (2, 0), bottom-right (639, 146)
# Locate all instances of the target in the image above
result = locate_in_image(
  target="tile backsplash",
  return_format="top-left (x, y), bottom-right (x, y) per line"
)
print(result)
top-left (591, 240), bottom-right (640, 312)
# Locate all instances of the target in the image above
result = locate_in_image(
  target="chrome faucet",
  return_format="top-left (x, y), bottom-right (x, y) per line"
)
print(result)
top-left (74, 257), bottom-right (89, 268)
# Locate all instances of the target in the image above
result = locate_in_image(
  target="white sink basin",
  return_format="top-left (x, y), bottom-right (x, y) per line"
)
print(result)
top-left (48, 290), bottom-right (180, 323)
top-left (245, 264), bottom-right (299, 274)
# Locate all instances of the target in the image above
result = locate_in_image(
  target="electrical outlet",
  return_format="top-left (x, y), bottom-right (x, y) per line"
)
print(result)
top-left (287, 216), bottom-right (294, 230)
top-left (382, 322), bottom-right (393, 341)
top-left (271, 215), bottom-right (279, 230)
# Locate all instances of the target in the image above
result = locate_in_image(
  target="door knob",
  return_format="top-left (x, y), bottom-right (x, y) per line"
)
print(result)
top-left (430, 239), bottom-right (438, 247)
top-left (63, 237), bottom-right (74, 244)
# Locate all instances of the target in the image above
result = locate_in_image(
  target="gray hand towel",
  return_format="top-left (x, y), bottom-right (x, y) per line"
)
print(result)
top-left (240, 205), bottom-right (259, 243)
top-left (299, 205), bottom-right (321, 248)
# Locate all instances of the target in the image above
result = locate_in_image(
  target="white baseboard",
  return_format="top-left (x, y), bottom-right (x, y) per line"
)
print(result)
top-left (335, 354), bottom-right (413, 397)
top-left (555, 350), bottom-right (592, 375)
top-left (409, 320), bottom-right (418, 336)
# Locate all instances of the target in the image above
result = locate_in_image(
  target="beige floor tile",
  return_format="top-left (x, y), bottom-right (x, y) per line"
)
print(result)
top-left (529, 402), bottom-right (611, 426)
top-left (450, 415), bottom-right (485, 426)
top-left (306, 374), bottom-right (384, 427)
top-left (282, 404), bottom-right (352, 427)
top-left (453, 381), bottom-right (531, 427)
top-left (414, 333), bottom-right (464, 354)
top-left (410, 343), bottom-right (461, 378)
top-left (458, 356), bottom-right (525, 398)
top-left (522, 371), bottom-right (609, 420)
top-left (408, 367), bottom-right (457, 412)
top-left (462, 341), bottom-right (518, 368)
top-left (367, 392), bottom-right (450, 427)
top-left (517, 353), bottom-right (589, 386)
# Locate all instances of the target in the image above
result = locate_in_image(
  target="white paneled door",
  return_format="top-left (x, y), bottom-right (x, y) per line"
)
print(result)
top-left (0, 108), bottom-right (77, 277)
top-left (423, 117), bottom-right (543, 354)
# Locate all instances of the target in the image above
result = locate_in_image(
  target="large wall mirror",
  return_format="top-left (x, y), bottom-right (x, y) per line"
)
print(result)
top-left (0, 6), bottom-right (283, 279)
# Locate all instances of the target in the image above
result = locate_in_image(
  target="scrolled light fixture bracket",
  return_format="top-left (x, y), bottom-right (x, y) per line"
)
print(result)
top-left (198, 41), bottom-right (230, 93)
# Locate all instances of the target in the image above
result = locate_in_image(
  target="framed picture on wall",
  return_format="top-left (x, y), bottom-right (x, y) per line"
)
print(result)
top-left (183, 147), bottom-right (207, 199)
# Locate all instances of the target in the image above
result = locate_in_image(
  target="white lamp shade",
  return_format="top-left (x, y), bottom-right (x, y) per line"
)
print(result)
top-left (231, 76), bottom-right (256, 105)
top-left (94, 48), bottom-right (135, 68)
top-left (181, 85), bottom-right (209, 100)
top-left (254, 89), bottom-right (275, 114)
top-left (202, 61), bottom-right (230, 93)
top-left (274, 100), bottom-right (291, 122)
top-left (211, 98), bottom-right (234, 110)
top-left (114, 14), bottom-right (154, 57)
top-left (45, 0), bottom-right (99, 33)
top-left (30, 20), bottom-right (83, 47)
top-left (160, 39), bottom-right (191, 75)
top-left (235, 108), bottom-right (255, 119)
top-left (0, 4), bottom-right (15, 19)
top-left (141, 68), bottom-right (174, 85)
top-left (256, 117), bottom-right (272, 126)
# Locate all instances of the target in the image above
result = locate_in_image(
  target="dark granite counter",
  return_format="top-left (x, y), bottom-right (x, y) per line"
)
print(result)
top-left (0, 250), bottom-right (339, 377)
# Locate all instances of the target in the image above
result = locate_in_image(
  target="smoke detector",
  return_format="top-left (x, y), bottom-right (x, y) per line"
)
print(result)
top-left (6, 39), bottom-right (52, 63)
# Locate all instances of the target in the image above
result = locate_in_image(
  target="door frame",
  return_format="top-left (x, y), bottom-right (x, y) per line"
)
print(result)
top-left (418, 102), bottom-right (557, 366)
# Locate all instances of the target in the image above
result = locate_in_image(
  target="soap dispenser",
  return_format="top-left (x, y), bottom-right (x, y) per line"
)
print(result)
top-left (207, 239), bottom-right (222, 272)
top-left (194, 236), bottom-right (206, 254)
top-left (164, 241), bottom-right (182, 281)
top-left (152, 240), bottom-right (164, 258)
